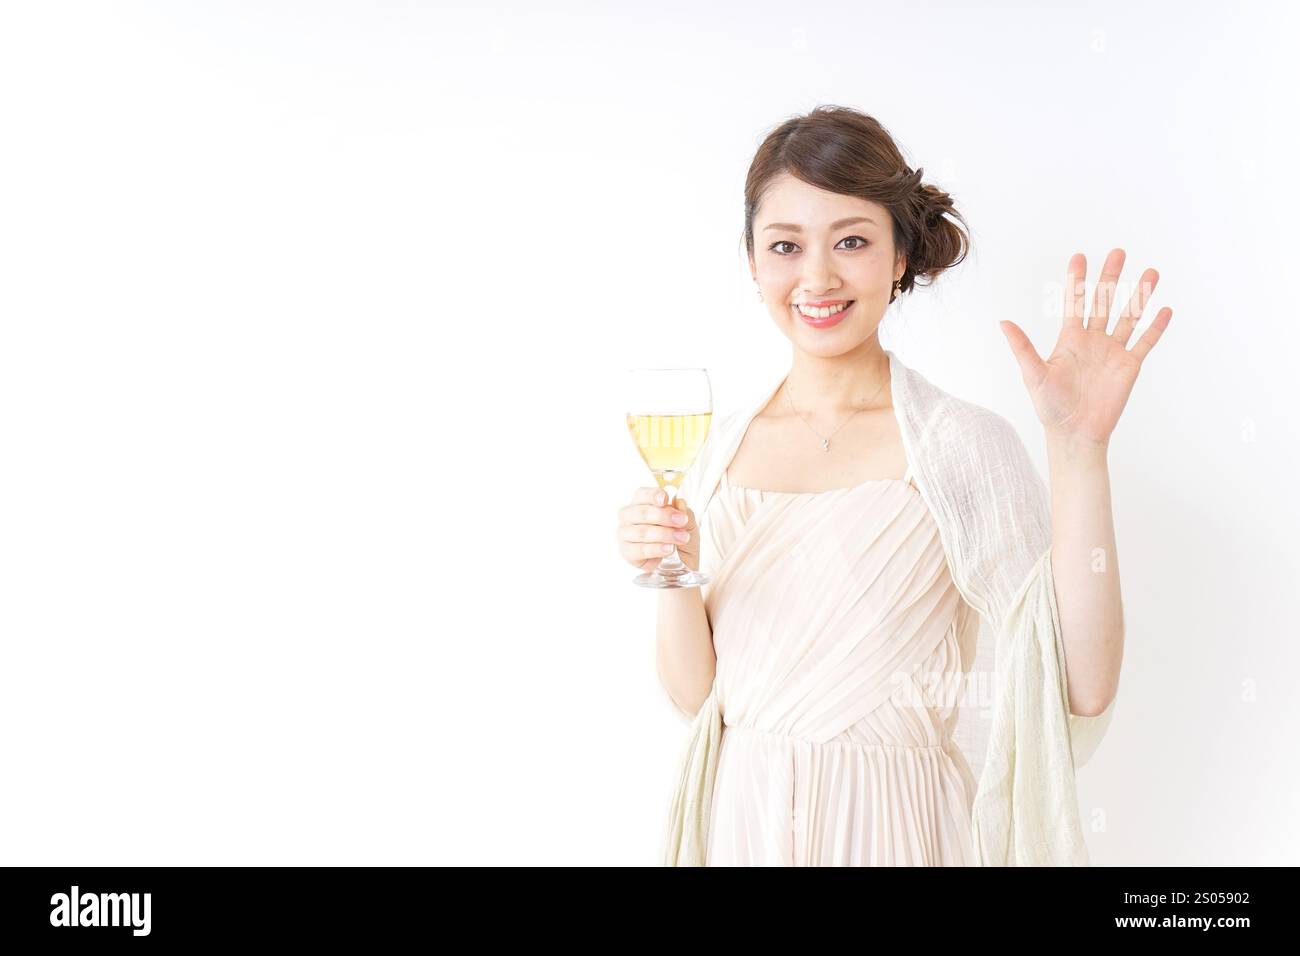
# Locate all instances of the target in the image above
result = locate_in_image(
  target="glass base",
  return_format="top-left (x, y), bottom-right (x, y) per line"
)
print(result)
top-left (633, 567), bottom-right (710, 589)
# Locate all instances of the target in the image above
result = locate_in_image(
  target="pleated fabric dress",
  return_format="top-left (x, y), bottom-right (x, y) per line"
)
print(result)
top-left (699, 462), bottom-right (983, 866)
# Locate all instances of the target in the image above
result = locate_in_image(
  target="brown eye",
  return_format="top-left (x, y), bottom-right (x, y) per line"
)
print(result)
top-left (767, 237), bottom-right (868, 256)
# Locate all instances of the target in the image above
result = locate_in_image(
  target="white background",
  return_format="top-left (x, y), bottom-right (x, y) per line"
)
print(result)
top-left (1, 0), bottom-right (1296, 865)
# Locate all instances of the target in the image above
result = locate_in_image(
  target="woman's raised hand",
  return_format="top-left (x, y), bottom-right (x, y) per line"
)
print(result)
top-left (999, 247), bottom-right (1173, 449)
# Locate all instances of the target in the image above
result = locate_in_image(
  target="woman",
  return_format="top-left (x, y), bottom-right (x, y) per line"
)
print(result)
top-left (616, 106), bottom-right (1172, 866)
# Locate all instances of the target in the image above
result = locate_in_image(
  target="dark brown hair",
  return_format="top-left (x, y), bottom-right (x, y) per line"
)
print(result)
top-left (742, 105), bottom-right (970, 301)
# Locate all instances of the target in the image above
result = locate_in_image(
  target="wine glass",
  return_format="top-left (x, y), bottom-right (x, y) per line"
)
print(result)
top-left (625, 367), bottom-right (713, 589)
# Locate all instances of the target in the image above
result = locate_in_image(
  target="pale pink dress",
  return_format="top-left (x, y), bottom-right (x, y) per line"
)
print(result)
top-left (700, 463), bottom-right (982, 866)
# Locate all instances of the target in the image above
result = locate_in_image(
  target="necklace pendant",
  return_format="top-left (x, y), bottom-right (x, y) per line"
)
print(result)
top-left (822, 438), bottom-right (830, 452)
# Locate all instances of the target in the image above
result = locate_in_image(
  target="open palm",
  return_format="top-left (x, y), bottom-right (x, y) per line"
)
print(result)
top-left (1000, 248), bottom-right (1173, 447)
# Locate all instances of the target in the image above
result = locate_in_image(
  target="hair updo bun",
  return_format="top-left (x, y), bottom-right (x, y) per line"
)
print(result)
top-left (741, 105), bottom-right (970, 302)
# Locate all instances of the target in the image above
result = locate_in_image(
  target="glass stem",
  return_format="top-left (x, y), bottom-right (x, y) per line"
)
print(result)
top-left (657, 484), bottom-right (686, 574)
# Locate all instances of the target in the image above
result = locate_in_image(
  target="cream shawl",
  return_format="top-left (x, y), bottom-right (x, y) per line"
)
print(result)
top-left (661, 348), bottom-right (1117, 866)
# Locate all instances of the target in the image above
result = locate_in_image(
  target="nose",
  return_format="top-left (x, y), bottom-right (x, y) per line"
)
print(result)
top-left (799, 248), bottom-right (840, 297)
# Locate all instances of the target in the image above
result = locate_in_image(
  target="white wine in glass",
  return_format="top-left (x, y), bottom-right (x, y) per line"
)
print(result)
top-left (625, 367), bottom-right (712, 589)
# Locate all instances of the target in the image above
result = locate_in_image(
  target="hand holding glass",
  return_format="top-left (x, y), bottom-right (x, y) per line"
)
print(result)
top-left (624, 368), bottom-right (712, 589)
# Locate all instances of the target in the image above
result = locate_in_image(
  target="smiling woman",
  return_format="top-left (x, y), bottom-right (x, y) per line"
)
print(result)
top-left (730, 107), bottom-right (976, 487)
top-left (650, 103), bottom-right (1147, 868)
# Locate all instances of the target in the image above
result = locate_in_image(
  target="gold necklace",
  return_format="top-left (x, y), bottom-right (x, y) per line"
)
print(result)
top-left (784, 368), bottom-right (889, 453)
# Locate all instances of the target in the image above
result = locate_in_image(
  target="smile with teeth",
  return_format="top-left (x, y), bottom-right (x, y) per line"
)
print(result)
top-left (795, 301), bottom-right (853, 319)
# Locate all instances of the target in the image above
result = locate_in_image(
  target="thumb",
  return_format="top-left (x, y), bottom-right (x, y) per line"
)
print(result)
top-left (999, 320), bottom-right (1046, 385)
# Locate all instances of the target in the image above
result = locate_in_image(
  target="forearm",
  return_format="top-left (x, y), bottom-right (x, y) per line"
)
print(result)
top-left (1046, 433), bottom-right (1124, 716)
top-left (656, 588), bottom-right (716, 719)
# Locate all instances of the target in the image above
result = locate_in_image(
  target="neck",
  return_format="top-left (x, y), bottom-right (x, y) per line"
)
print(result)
top-left (784, 338), bottom-right (892, 417)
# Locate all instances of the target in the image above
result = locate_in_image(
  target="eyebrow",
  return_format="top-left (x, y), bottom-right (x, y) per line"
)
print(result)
top-left (762, 216), bottom-right (877, 232)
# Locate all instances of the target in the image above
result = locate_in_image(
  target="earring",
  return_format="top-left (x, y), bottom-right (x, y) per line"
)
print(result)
top-left (890, 278), bottom-right (900, 302)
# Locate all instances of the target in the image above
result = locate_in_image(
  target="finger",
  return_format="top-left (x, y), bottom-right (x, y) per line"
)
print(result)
top-left (619, 498), bottom-right (685, 526)
top-left (644, 503), bottom-right (692, 527)
top-left (1063, 252), bottom-right (1086, 330)
top-left (620, 522), bottom-right (691, 546)
top-left (642, 541), bottom-right (679, 560)
top-left (1112, 268), bottom-right (1158, 348)
top-left (619, 489), bottom-right (668, 526)
top-left (1129, 307), bottom-right (1173, 363)
top-left (999, 319), bottom-right (1047, 386)
top-left (1087, 247), bottom-right (1126, 332)
top-left (631, 545), bottom-right (675, 566)
top-left (635, 486), bottom-right (669, 506)
top-left (619, 506), bottom-right (670, 528)
top-left (622, 538), bottom-right (680, 566)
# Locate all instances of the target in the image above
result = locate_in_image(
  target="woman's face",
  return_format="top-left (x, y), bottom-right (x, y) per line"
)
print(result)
top-left (750, 172), bottom-right (903, 355)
